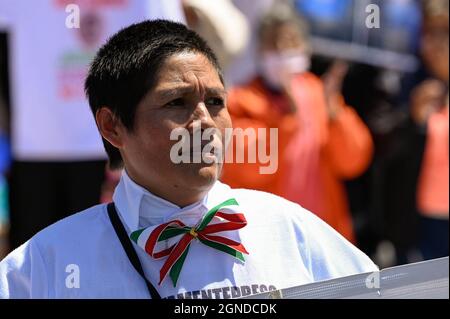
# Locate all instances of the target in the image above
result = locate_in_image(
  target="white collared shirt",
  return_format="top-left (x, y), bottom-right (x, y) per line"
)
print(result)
top-left (0, 171), bottom-right (378, 298)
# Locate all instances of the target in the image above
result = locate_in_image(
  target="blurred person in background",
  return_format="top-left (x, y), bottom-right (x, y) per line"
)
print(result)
top-left (0, 0), bottom-right (184, 250)
top-left (376, 0), bottom-right (449, 264)
top-left (412, 0), bottom-right (448, 260)
top-left (220, 2), bottom-right (373, 243)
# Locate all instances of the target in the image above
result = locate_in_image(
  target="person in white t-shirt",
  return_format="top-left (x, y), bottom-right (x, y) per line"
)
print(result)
top-left (0, 0), bottom-right (184, 250)
top-left (0, 20), bottom-right (378, 299)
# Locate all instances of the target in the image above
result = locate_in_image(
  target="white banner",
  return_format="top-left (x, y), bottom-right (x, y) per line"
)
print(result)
top-left (244, 257), bottom-right (449, 299)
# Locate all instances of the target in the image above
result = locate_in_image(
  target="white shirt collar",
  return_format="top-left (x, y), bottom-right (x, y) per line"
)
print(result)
top-left (112, 170), bottom-right (232, 232)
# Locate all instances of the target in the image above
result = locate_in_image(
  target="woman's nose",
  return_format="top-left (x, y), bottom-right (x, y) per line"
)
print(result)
top-left (192, 102), bottom-right (215, 128)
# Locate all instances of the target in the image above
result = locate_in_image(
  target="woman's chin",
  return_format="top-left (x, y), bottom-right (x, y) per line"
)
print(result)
top-left (186, 163), bottom-right (220, 187)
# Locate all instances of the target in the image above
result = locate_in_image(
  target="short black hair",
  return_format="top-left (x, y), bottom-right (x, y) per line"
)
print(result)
top-left (85, 19), bottom-right (223, 169)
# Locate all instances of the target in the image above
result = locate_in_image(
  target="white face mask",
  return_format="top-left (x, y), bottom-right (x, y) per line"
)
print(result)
top-left (259, 49), bottom-right (311, 90)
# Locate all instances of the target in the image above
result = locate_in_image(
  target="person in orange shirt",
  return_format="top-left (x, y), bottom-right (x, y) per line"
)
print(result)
top-left (220, 3), bottom-right (373, 243)
top-left (410, 0), bottom-right (449, 260)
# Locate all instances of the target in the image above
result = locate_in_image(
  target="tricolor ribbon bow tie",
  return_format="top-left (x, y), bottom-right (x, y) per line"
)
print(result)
top-left (130, 198), bottom-right (249, 287)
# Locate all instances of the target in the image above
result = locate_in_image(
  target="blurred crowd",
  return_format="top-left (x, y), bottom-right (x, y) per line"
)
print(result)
top-left (0, 0), bottom-right (448, 269)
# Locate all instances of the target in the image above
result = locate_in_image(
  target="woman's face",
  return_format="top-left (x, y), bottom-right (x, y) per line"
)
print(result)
top-left (258, 22), bottom-right (310, 89)
top-left (119, 52), bottom-right (232, 198)
top-left (260, 22), bottom-right (306, 54)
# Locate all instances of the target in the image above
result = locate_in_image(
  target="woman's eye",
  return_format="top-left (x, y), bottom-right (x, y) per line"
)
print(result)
top-left (206, 97), bottom-right (224, 106)
top-left (166, 98), bottom-right (185, 107)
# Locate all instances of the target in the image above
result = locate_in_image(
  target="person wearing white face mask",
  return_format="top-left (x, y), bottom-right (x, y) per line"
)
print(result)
top-left (221, 2), bottom-right (374, 243)
top-left (259, 48), bottom-right (311, 90)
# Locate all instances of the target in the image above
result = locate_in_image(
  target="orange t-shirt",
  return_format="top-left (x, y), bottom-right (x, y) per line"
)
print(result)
top-left (221, 73), bottom-right (374, 242)
top-left (417, 105), bottom-right (449, 218)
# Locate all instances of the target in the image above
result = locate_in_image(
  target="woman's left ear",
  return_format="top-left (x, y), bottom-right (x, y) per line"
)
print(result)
top-left (96, 107), bottom-right (124, 149)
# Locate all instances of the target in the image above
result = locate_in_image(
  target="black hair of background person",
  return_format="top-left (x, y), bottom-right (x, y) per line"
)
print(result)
top-left (85, 19), bottom-right (224, 169)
